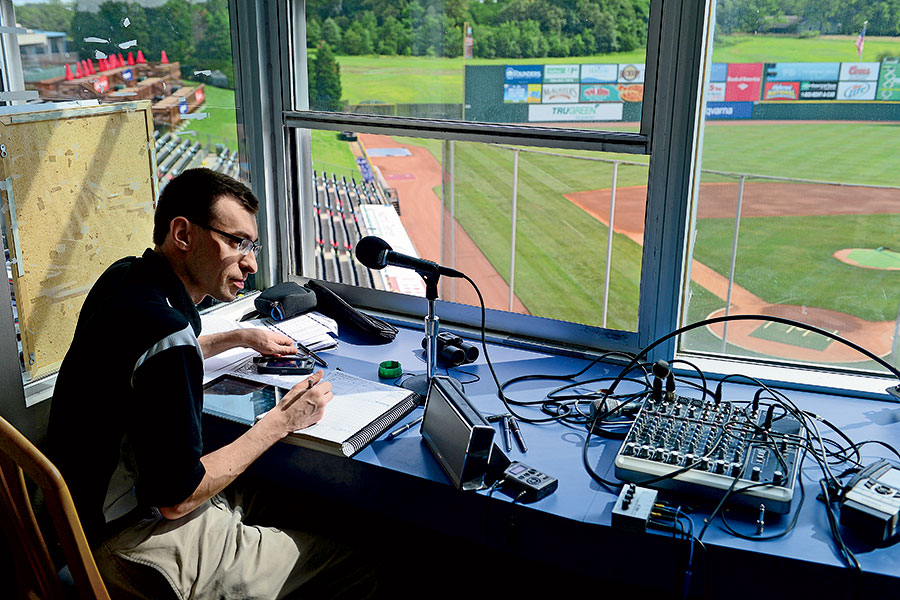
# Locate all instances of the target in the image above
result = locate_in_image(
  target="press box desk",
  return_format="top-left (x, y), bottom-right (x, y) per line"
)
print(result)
top-left (201, 321), bottom-right (900, 597)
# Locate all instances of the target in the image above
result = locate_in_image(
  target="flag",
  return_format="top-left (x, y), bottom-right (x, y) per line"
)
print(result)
top-left (856, 22), bottom-right (867, 59)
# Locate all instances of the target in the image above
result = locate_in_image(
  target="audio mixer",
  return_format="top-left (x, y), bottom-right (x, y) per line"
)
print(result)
top-left (614, 394), bottom-right (803, 513)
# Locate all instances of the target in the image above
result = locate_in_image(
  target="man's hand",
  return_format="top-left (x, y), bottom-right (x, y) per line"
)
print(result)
top-left (199, 328), bottom-right (297, 358)
top-left (262, 370), bottom-right (333, 436)
top-left (159, 370), bottom-right (332, 521)
top-left (239, 328), bottom-right (298, 357)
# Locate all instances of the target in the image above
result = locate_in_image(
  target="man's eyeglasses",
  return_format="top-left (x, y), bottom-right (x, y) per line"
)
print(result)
top-left (191, 221), bottom-right (261, 256)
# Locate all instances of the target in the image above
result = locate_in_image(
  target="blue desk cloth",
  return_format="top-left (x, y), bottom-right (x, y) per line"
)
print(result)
top-left (203, 323), bottom-right (900, 596)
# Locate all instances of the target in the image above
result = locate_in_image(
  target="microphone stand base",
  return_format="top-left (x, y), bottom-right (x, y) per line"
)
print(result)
top-left (401, 374), bottom-right (462, 403)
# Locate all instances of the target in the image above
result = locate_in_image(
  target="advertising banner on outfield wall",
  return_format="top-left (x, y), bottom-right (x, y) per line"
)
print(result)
top-left (705, 102), bottom-right (753, 119)
top-left (618, 64), bottom-right (645, 83)
top-left (764, 81), bottom-right (799, 100)
top-left (725, 63), bottom-right (763, 101)
top-left (707, 81), bottom-right (726, 102)
top-left (505, 65), bottom-right (543, 83)
top-left (839, 62), bottom-right (880, 81)
top-left (581, 83), bottom-right (644, 102)
top-left (580, 64), bottom-right (618, 82)
top-left (504, 84), bottom-right (542, 103)
top-left (541, 84), bottom-right (579, 103)
top-left (544, 64), bottom-right (580, 83)
top-left (581, 84), bottom-right (620, 102)
top-left (765, 62), bottom-right (840, 81)
top-left (799, 81), bottom-right (837, 100)
top-left (710, 63), bottom-right (727, 82)
top-left (878, 58), bottom-right (900, 100)
top-left (838, 80), bottom-right (877, 100)
top-left (529, 103), bottom-right (623, 122)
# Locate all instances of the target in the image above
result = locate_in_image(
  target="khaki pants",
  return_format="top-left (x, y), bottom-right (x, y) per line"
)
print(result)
top-left (93, 492), bottom-right (374, 599)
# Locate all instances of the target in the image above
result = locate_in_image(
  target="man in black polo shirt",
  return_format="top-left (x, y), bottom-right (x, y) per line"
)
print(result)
top-left (49, 169), bottom-right (369, 598)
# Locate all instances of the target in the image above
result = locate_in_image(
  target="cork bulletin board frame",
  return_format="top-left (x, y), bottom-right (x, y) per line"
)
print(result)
top-left (0, 101), bottom-right (158, 380)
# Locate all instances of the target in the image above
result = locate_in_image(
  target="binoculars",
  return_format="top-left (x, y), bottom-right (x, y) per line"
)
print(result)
top-left (422, 332), bottom-right (479, 367)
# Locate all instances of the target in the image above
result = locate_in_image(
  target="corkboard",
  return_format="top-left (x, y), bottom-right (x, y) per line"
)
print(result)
top-left (0, 101), bottom-right (157, 379)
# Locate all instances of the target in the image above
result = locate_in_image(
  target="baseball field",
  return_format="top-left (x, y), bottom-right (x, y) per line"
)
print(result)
top-left (354, 122), bottom-right (900, 368)
top-left (187, 33), bottom-right (900, 367)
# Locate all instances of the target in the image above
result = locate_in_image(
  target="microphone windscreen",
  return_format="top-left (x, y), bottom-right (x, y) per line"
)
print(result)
top-left (355, 236), bottom-right (392, 269)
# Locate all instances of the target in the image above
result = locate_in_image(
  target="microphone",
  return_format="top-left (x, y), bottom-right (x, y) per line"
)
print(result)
top-left (355, 236), bottom-right (463, 278)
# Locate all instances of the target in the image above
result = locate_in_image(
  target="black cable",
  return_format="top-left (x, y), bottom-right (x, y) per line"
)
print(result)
top-left (820, 478), bottom-right (861, 571)
top-left (460, 273), bottom-right (567, 424)
top-left (445, 366), bottom-right (480, 385)
top-left (603, 314), bottom-right (900, 403)
top-left (717, 459), bottom-right (807, 540)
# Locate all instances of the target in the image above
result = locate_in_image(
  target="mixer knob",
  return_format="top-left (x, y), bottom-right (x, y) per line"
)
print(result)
top-left (751, 466), bottom-right (761, 481)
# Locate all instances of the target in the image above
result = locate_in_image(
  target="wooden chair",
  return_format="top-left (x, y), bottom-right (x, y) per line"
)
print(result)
top-left (0, 414), bottom-right (111, 600)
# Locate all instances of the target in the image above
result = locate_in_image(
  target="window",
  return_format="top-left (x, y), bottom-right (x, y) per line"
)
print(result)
top-left (275, 0), bottom-right (706, 353)
top-left (681, 0), bottom-right (900, 378)
top-left (0, 0), bottom-right (247, 390)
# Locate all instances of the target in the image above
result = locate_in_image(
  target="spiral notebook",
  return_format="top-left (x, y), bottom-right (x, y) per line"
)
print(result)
top-left (203, 369), bottom-right (418, 457)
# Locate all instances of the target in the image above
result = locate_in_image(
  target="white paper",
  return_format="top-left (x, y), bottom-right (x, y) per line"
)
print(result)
top-left (227, 368), bottom-right (412, 443)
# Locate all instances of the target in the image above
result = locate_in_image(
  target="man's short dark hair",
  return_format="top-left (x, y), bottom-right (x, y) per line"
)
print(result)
top-left (153, 168), bottom-right (259, 245)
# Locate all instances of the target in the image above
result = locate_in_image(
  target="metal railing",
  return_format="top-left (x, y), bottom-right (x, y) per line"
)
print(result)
top-left (438, 142), bottom-right (900, 366)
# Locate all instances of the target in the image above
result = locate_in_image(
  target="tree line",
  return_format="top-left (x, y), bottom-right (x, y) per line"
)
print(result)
top-left (716, 0), bottom-right (900, 36)
top-left (307, 0), bottom-right (650, 58)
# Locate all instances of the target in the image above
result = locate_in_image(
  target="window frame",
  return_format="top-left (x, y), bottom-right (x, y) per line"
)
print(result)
top-left (230, 0), bottom-right (713, 358)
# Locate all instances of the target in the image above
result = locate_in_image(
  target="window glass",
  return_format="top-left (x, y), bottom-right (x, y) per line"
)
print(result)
top-left (3, 0), bottom-right (243, 381)
top-left (305, 0), bottom-right (652, 331)
top-left (682, 3), bottom-right (900, 374)
top-left (310, 130), bottom-right (648, 328)
top-left (305, 0), bottom-right (650, 129)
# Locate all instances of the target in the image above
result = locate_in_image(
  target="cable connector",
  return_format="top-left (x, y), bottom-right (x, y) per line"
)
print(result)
top-left (886, 384), bottom-right (900, 402)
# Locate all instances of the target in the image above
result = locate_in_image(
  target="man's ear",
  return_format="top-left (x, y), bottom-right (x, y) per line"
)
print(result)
top-left (170, 216), bottom-right (192, 252)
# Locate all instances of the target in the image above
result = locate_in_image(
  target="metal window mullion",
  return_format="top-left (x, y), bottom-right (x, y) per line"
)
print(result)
top-left (231, 0), bottom-right (291, 288)
top-left (637, 0), bottom-right (711, 359)
top-left (284, 111), bottom-right (649, 155)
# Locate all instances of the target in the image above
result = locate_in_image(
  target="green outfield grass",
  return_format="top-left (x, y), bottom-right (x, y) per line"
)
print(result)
top-left (310, 130), bottom-right (359, 182)
top-left (393, 136), bottom-right (646, 329)
top-left (691, 213), bottom-right (900, 322)
top-left (383, 119), bottom-right (899, 330)
top-left (177, 85), bottom-right (239, 149)
top-left (700, 121), bottom-right (900, 185)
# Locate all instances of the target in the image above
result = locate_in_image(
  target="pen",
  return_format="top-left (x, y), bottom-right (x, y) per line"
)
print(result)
top-left (502, 415), bottom-right (512, 452)
top-left (387, 415), bottom-right (424, 439)
top-left (509, 415), bottom-right (527, 452)
top-left (296, 340), bottom-right (328, 367)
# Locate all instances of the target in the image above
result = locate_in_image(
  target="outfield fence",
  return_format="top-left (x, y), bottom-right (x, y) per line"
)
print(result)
top-left (437, 141), bottom-right (900, 366)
